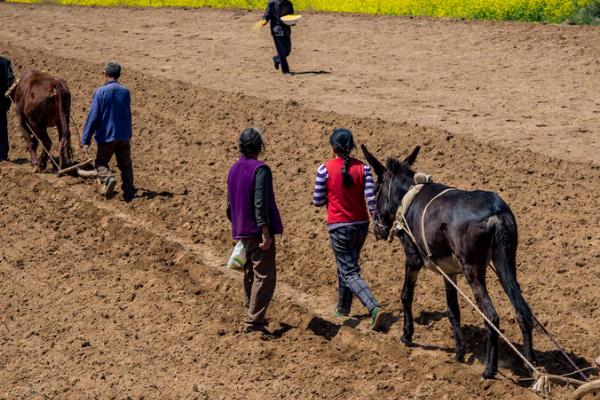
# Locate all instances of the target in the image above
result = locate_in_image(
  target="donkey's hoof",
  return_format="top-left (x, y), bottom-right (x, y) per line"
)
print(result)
top-left (526, 352), bottom-right (537, 366)
top-left (481, 369), bottom-right (497, 380)
top-left (400, 334), bottom-right (414, 347)
top-left (455, 351), bottom-right (465, 363)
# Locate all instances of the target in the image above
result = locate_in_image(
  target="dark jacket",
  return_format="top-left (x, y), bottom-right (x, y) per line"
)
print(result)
top-left (262, 0), bottom-right (294, 37)
top-left (0, 56), bottom-right (15, 111)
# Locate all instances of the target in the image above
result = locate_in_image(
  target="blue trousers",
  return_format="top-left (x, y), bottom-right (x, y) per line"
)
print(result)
top-left (0, 109), bottom-right (8, 160)
top-left (329, 223), bottom-right (380, 315)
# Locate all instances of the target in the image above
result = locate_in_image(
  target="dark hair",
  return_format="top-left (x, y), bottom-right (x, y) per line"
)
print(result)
top-left (105, 62), bottom-right (121, 79)
top-left (329, 128), bottom-right (356, 186)
top-left (238, 127), bottom-right (265, 157)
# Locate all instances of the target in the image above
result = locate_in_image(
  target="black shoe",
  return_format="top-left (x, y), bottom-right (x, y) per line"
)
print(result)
top-left (274, 61), bottom-right (280, 70)
top-left (123, 193), bottom-right (135, 202)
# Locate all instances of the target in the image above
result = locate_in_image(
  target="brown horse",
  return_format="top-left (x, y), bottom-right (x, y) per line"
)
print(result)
top-left (7, 70), bottom-right (72, 171)
top-left (361, 144), bottom-right (536, 379)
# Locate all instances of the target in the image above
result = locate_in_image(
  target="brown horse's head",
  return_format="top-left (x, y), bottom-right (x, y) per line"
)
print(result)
top-left (361, 144), bottom-right (420, 240)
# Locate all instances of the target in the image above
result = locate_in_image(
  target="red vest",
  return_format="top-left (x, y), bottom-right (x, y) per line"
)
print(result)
top-left (325, 158), bottom-right (369, 224)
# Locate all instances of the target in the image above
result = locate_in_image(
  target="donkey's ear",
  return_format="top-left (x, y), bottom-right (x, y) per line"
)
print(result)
top-left (361, 145), bottom-right (386, 178)
top-left (403, 146), bottom-right (420, 166)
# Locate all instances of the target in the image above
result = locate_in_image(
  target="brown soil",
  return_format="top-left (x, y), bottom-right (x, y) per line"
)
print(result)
top-left (1, 4), bottom-right (599, 165)
top-left (0, 4), bottom-right (599, 400)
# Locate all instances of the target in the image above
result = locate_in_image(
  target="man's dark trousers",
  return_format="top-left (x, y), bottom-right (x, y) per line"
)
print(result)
top-left (0, 108), bottom-right (8, 161)
top-left (95, 140), bottom-right (135, 198)
top-left (273, 33), bottom-right (291, 74)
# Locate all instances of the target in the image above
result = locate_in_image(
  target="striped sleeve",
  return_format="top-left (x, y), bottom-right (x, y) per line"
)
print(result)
top-left (312, 163), bottom-right (328, 207)
top-left (364, 164), bottom-right (377, 217)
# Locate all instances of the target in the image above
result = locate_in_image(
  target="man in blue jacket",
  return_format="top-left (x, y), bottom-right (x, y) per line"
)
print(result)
top-left (0, 56), bottom-right (15, 162)
top-left (82, 62), bottom-right (135, 201)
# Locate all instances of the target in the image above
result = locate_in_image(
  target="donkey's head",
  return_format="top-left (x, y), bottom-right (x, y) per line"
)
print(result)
top-left (361, 144), bottom-right (420, 240)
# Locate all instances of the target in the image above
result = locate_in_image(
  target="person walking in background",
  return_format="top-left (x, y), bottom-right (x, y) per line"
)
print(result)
top-left (261, 0), bottom-right (294, 75)
top-left (0, 56), bottom-right (15, 162)
top-left (82, 62), bottom-right (135, 201)
top-left (227, 127), bottom-right (283, 334)
top-left (312, 128), bottom-right (385, 331)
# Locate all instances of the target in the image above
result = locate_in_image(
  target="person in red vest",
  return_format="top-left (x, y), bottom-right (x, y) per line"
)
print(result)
top-left (312, 128), bottom-right (384, 330)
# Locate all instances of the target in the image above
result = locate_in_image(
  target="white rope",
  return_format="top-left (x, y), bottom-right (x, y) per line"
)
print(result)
top-left (389, 184), bottom-right (552, 393)
top-left (419, 188), bottom-right (456, 257)
top-left (388, 183), bottom-right (595, 396)
top-left (433, 264), bottom-right (540, 374)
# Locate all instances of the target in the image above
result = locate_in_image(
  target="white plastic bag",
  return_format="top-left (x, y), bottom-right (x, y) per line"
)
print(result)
top-left (227, 241), bottom-right (246, 272)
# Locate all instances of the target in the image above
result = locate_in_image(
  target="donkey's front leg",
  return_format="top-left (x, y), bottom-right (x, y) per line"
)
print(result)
top-left (444, 275), bottom-right (465, 362)
top-left (400, 260), bottom-right (422, 346)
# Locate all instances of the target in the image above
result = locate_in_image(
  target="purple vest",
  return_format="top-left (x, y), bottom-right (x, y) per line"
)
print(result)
top-left (227, 156), bottom-right (284, 240)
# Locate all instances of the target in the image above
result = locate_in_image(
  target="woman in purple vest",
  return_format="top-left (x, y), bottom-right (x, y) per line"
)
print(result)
top-left (227, 127), bottom-right (283, 334)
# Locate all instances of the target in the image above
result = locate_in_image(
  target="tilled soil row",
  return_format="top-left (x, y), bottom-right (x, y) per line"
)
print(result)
top-left (0, 44), bottom-right (599, 398)
top-left (0, 161), bottom-right (539, 400)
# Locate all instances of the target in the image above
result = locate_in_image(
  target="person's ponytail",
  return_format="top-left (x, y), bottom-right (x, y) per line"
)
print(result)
top-left (329, 128), bottom-right (356, 187)
top-left (341, 150), bottom-right (353, 187)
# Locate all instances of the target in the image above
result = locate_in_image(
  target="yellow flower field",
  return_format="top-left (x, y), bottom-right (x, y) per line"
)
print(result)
top-left (7, 0), bottom-right (597, 23)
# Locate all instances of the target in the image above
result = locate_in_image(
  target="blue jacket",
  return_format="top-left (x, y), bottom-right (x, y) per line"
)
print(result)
top-left (82, 81), bottom-right (132, 145)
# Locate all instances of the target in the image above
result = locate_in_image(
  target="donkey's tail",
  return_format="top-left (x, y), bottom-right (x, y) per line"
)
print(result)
top-left (491, 212), bottom-right (537, 331)
top-left (492, 212), bottom-right (588, 377)
top-left (54, 82), bottom-right (72, 167)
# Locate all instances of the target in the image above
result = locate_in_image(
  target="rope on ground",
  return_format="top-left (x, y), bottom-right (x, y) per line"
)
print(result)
top-left (531, 312), bottom-right (588, 381)
top-left (520, 366), bottom-right (597, 382)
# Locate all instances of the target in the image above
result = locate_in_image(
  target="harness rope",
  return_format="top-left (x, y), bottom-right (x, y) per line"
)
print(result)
top-left (390, 185), bottom-right (539, 373)
top-left (68, 111), bottom-right (99, 184)
top-left (419, 187), bottom-right (456, 257)
top-left (8, 97), bottom-right (61, 171)
top-left (7, 85), bottom-right (93, 175)
top-left (69, 110), bottom-right (90, 158)
top-left (386, 176), bottom-right (591, 397)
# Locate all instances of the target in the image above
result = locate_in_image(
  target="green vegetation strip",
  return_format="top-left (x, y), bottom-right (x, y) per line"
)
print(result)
top-left (7, 0), bottom-right (600, 23)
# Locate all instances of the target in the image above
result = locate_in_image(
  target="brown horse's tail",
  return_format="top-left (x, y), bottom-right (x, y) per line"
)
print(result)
top-left (54, 82), bottom-right (72, 167)
top-left (491, 212), bottom-right (537, 331)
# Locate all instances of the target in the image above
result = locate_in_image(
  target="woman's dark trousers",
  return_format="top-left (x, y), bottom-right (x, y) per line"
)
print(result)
top-left (329, 223), bottom-right (380, 315)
